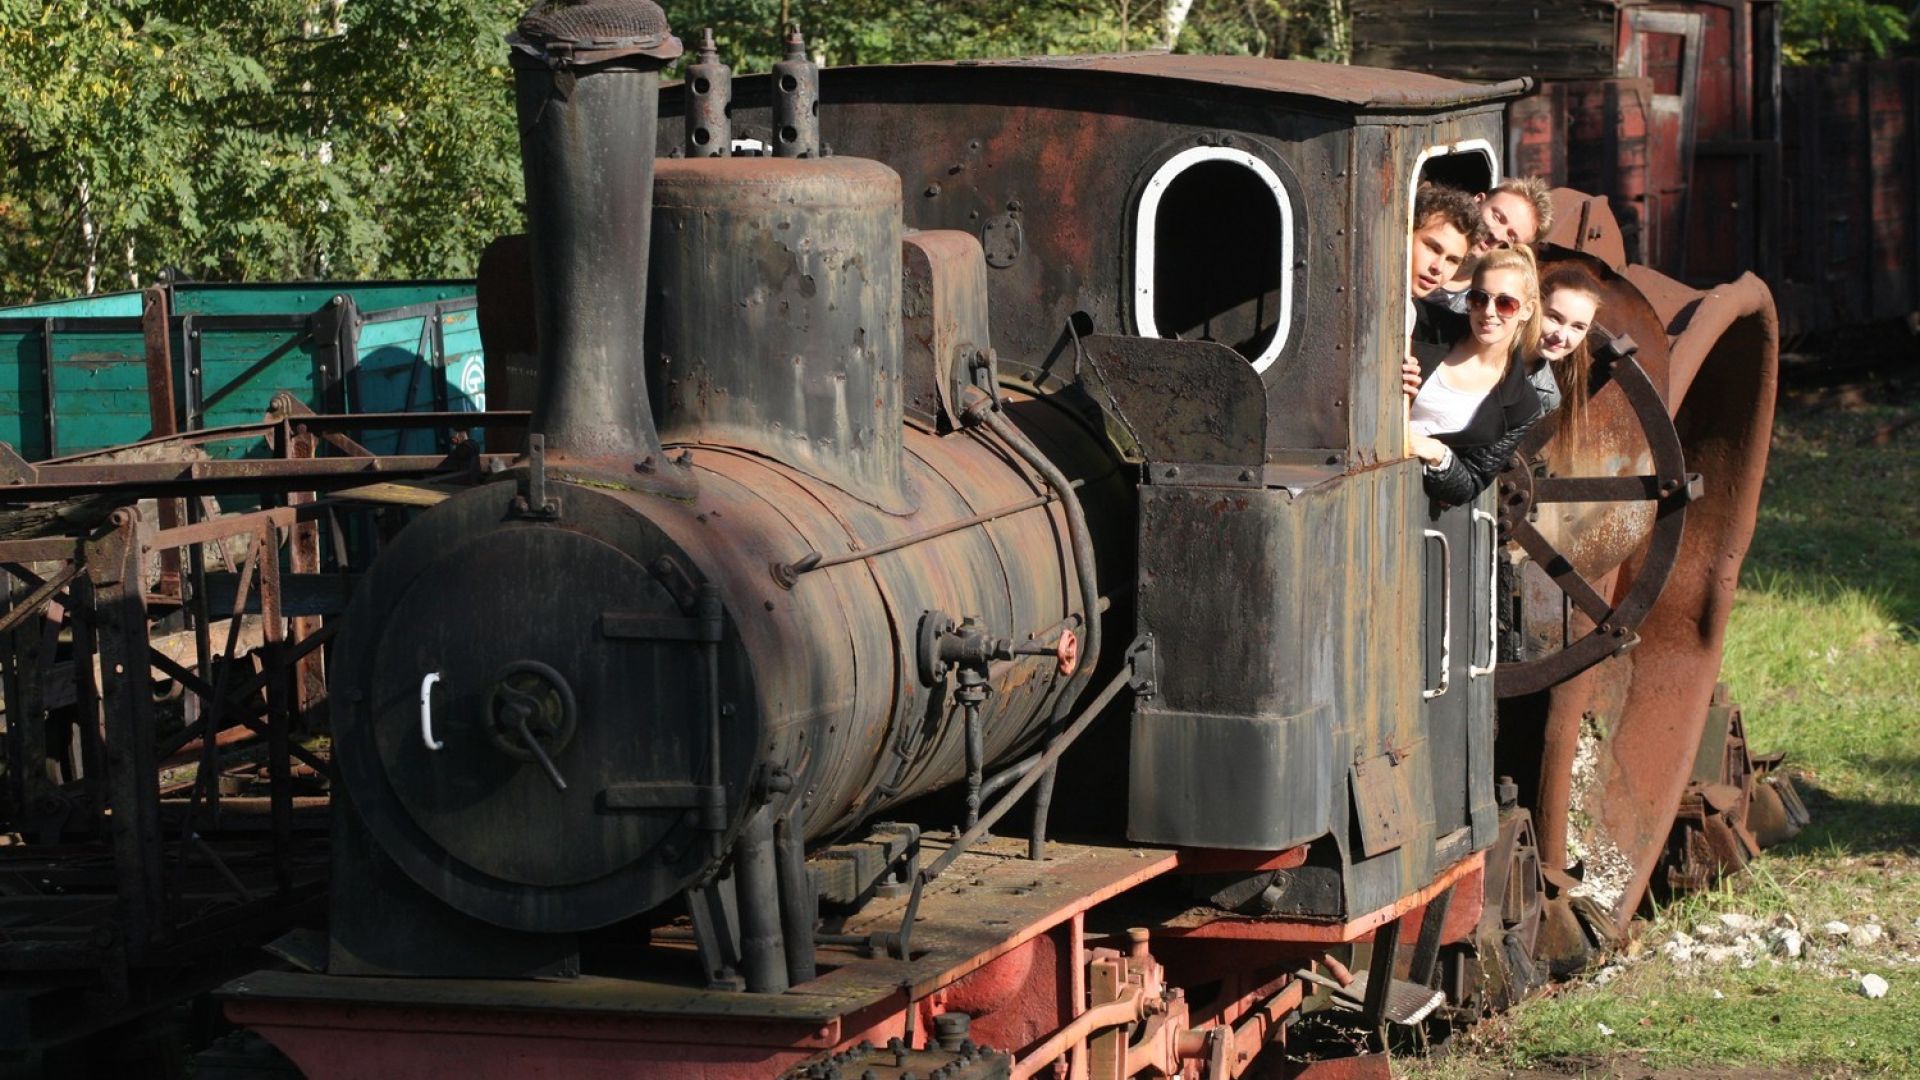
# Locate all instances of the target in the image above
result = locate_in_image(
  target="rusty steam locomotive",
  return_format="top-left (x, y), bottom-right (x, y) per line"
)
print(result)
top-left (215, 1), bottom-right (1802, 1075)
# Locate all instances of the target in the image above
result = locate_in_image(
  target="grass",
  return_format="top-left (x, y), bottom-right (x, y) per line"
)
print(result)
top-left (1402, 381), bottom-right (1920, 1078)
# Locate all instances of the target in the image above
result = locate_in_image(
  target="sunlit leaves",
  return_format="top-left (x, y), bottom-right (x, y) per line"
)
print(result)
top-left (0, 0), bottom-right (524, 301)
top-left (0, 0), bottom-right (1342, 303)
top-left (1781, 0), bottom-right (1913, 64)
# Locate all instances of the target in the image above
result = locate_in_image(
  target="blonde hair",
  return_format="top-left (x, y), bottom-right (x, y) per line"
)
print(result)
top-left (1540, 266), bottom-right (1604, 447)
top-left (1473, 245), bottom-right (1543, 366)
top-left (1490, 176), bottom-right (1555, 242)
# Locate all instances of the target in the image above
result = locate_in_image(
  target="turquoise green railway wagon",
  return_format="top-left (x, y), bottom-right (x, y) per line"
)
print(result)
top-left (0, 281), bottom-right (485, 461)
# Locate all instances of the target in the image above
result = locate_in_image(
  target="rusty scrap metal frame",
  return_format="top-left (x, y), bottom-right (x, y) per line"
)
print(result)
top-left (0, 401), bottom-right (519, 1033)
top-left (0, 505), bottom-right (330, 978)
top-left (0, 410), bottom-right (528, 502)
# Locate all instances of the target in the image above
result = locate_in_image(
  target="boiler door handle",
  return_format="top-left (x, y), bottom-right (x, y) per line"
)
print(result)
top-left (509, 706), bottom-right (570, 792)
top-left (420, 672), bottom-right (444, 751)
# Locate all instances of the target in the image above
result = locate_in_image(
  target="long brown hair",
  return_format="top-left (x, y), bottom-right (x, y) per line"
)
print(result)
top-left (1539, 266), bottom-right (1604, 446)
top-left (1472, 245), bottom-right (1543, 366)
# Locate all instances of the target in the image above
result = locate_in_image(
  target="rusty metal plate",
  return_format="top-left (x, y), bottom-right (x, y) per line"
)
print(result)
top-left (1079, 334), bottom-right (1265, 466)
top-left (1352, 0), bottom-right (1621, 82)
top-left (1349, 752), bottom-right (1413, 859)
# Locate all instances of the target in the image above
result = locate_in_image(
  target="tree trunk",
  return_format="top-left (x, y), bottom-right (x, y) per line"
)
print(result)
top-left (1163, 0), bottom-right (1196, 49)
top-left (78, 175), bottom-right (98, 296)
top-left (1325, 0), bottom-right (1353, 63)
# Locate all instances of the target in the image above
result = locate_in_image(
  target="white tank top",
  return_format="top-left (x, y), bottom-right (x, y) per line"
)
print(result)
top-left (1410, 364), bottom-right (1490, 437)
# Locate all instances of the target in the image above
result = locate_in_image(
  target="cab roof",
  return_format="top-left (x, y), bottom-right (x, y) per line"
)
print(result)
top-left (884, 52), bottom-right (1531, 112)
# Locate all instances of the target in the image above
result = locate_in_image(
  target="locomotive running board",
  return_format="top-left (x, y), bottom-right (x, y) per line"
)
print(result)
top-left (219, 837), bottom-right (1179, 1073)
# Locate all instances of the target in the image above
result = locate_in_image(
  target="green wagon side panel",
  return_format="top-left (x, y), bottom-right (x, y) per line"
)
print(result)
top-left (50, 326), bottom-right (158, 454)
top-left (0, 291), bottom-right (146, 319)
top-left (193, 328), bottom-right (322, 459)
top-left (0, 319), bottom-right (152, 458)
top-left (0, 282), bottom-right (484, 461)
top-left (170, 282), bottom-right (476, 317)
top-left (0, 329), bottom-right (54, 459)
top-left (350, 301), bottom-right (487, 454)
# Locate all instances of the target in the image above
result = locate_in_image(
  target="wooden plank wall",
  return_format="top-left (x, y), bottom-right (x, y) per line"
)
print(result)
top-left (1350, 0), bottom-right (1624, 80)
top-left (1779, 59), bottom-right (1920, 334)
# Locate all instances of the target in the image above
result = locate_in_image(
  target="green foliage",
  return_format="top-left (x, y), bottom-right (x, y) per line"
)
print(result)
top-left (668, 1), bottom-right (1170, 72)
top-left (1177, 0), bottom-right (1350, 63)
top-left (0, 0), bottom-right (524, 303)
top-left (668, 0), bottom-right (1347, 72)
top-left (0, 0), bottom-right (1336, 303)
top-left (1782, 0), bottom-right (1913, 64)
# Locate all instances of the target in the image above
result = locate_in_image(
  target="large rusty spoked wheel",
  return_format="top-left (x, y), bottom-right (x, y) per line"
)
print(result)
top-left (1494, 333), bottom-right (1700, 698)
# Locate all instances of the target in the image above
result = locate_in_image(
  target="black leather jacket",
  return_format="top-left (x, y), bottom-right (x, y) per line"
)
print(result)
top-left (1424, 414), bottom-right (1540, 505)
top-left (1412, 343), bottom-right (1543, 506)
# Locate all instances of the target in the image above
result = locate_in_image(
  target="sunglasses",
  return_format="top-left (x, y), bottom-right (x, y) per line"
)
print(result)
top-left (1466, 289), bottom-right (1523, 319)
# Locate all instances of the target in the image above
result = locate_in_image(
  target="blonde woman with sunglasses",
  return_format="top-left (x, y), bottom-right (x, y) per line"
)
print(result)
top-left (1403, 246), bottom-right (1545, 505)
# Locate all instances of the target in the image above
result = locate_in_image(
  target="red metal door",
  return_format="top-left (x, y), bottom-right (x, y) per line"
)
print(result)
top-left (1680, 2), bottom-right (1747, 284)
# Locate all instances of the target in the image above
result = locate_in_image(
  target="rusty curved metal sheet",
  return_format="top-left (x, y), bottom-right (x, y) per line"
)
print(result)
top-left (1529, 263), bottom-right (1778, 935)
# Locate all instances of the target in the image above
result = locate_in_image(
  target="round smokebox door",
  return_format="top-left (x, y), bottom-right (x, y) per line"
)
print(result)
top-left (369, 525), bottom-right (712, 891)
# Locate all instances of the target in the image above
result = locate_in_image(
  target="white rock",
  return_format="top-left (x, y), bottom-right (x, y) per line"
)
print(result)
top-left (1824, 920), bottom-right (1852, 937)
top-left (1771, 928), bottom-right (1805, 958)
top-left (1592, 964), bottom-right (1625, 987)
top-left (1704, 945), bottom-right (1745, 965)
top-left (1670, 930), bottom-right (1698, 949)
top-left (1860, 974), bottom-right (1889, 999)
top-left (1711, 989), bottom-right (1726, 1000)
top-left (1850, 924), bottom-right (1885, 948)
top-left (1694, 921), bottom-right (1723, 940)
top-left (1719, 913), bottom-right (1762, 933)
top-left (1597, 1022), bottom-right (1616, 1036)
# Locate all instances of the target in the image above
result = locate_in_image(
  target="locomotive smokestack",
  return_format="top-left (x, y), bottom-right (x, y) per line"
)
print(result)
top-left (508, 0), bottom-right (682, 470)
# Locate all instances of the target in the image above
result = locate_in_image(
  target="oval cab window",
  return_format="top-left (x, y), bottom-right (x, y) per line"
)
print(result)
top-left (1133, 147), bottom-right (1295, 374)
